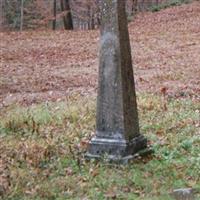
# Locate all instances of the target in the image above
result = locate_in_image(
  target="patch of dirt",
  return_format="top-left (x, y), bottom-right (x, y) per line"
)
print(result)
top-left (0, 2), bottom-right (200, 107)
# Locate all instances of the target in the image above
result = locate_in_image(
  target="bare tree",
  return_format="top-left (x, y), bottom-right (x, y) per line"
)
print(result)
top-left (52, 0), bottom-right (56, 30)
top-left (60, 0), bottom-right (67, 29)
top-left (20, 0), bottom-right (24, 31)
top-left (60, 0), bottom-right (73, 30)
top-left (0, 0), bottom-right (4, 30)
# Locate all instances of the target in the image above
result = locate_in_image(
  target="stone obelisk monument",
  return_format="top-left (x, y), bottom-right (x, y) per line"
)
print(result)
top-left (86, 0), bottom-right (147, 163)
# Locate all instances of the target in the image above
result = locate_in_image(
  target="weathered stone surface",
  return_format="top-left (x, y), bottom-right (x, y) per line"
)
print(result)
top-left (86, 0), bottom-right (147, 162)
top-left (171, 188), bottom-right (196, 200)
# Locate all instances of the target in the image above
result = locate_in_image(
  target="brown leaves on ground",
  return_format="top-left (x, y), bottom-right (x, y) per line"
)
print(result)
top-left (0, 2), bottom-right (200, 107)
top-left (0, 155), bottom-right (11, 197)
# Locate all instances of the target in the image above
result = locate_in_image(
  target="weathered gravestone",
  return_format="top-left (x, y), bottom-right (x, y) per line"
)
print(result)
top-left (171, 188), bottom-right (197, 200)
top-left (86, 0), bottom-right (148, 163)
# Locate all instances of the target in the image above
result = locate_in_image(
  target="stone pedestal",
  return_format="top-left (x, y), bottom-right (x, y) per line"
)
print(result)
top-left (86, 0), bottom-right (148, 163)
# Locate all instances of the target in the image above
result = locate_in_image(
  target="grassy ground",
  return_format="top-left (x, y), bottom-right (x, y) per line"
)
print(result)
top-left (149, 0), bottom-right (194, 12)
top-left (0, 94), bottom-right (199, 199)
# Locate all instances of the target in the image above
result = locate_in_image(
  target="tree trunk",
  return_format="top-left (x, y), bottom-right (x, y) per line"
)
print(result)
top-left (60, 0), bottom-right (67, 29)
top-left (132, 0), bottom-right (138, 15)
top-left (91, 13), bottom-right (95, 30)
top-left (63, 0), bottom-right (73, 30)
top-left (87, 5), bottom-right (95, 30)
top-left (52, 0), bottom-right (56, 30)
top-left (87, 5), bottom-right (91, 30)
top-left (20, 0), bottom-right (24, 31)
top-left (0, 0), bottom-right (4, 30)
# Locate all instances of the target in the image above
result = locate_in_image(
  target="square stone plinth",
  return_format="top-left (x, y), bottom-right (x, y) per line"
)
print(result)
top-left (85, 134), bottom-right (149, 164)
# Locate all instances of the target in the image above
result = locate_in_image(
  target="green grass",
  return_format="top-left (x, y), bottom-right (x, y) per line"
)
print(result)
top-left (0, 94), bottom-right (199, 200)
top-left (149, 0), bottom-right (193, 12)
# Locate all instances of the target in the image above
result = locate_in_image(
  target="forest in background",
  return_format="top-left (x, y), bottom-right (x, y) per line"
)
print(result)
top-left (0, 0), bottom-right (193, 31)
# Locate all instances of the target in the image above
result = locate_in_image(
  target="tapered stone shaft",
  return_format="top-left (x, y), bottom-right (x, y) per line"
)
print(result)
top-left (86, 0), bottom-right (147, 163)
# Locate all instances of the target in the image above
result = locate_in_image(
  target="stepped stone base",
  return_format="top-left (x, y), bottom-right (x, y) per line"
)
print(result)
top-left (85, 134), bottom-right (149, 164)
